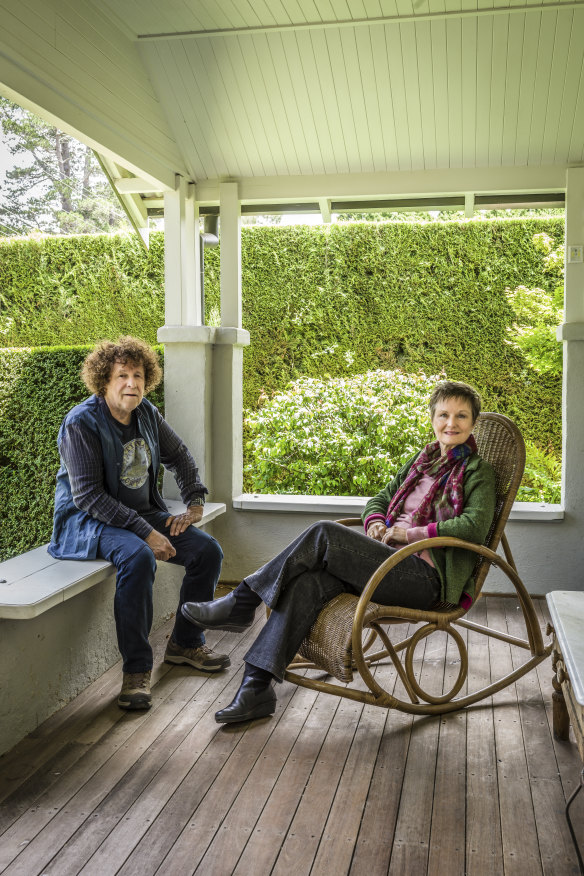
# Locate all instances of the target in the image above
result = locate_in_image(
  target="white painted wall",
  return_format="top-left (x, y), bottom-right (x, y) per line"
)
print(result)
top-left (0, 562), bottom-right (183, 759)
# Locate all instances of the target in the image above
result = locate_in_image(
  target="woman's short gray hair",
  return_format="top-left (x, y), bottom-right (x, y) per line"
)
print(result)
top-left (429, 380), bottom-right (482, 423)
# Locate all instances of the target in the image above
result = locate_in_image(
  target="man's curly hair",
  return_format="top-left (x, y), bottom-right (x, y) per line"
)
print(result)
top-left (82, 337), bottom-right (162, 397)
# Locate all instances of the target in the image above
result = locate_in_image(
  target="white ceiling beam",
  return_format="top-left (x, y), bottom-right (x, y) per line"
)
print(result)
top-left (194, 166), bottom-right (567, 206)
top-left (143, 197), bottom-right (165, 210)
top-left (319, 199), bottom-right (332, 224)
top-left (114, 177), bottom-right (164, 194)
top-left (136, 2), bottom-right (584, 41)
top-left (0, 80), bottom-right (177, 193)
top-left (95, 153), bottom-right (149, 244)
top-left (115, 192), bottom-right (148, 226)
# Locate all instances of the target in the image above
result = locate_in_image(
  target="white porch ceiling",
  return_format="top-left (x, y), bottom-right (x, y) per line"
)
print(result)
top-left (94, 0), bottom-right (584, 201)
top-left (1, 0), bottom-right (583, 209)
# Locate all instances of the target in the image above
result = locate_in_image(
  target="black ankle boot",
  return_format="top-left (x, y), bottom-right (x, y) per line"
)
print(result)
top-left (233, 581), bottom-right (262, 610)
top-left (215, 664), bottom-right (276, 724)
top-left (181, 583), bottom-right (260, 632)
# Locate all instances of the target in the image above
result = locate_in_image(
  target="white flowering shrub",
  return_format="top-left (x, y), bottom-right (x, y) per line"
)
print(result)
top-left (244, 370), bottom-right (438, 495)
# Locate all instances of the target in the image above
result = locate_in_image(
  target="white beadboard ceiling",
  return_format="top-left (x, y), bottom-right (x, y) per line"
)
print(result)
top-left (92, 0), bottom-right (584, 202)
top-left (1, 0), bottom-right (582, 208)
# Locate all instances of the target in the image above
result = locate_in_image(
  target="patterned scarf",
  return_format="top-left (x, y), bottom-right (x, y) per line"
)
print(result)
top-left (384, 435), bottom-right (478, 527)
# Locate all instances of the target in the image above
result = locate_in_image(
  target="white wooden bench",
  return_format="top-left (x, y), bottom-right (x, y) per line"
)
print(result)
top-left (0, 501), bottom-right (226, 619)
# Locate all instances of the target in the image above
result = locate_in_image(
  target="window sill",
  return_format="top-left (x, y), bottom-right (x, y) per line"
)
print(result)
top-left (232, 494), bottom-right (564, 521)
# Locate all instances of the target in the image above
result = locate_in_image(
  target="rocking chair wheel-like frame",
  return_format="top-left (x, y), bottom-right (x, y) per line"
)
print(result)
top-left (284, 413), bottom-right (553, 715)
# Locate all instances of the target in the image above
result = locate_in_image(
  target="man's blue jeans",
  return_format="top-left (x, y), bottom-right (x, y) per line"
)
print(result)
top-left (98, 510), bottom-right (223, 673)
top-left (243, 520), bottom-right (440, 681)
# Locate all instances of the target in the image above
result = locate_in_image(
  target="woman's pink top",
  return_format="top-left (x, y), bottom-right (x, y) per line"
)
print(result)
top-left (392, 473), bottom-right (437, 567)
top-left (365, 472), bottom-right (474, 609)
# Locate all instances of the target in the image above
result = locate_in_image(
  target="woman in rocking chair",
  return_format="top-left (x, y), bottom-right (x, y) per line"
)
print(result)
top-left (182, 380), bottom-right (496, 724)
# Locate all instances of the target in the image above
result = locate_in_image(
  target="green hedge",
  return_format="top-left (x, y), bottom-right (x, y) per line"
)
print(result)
top-left (0, 345), bottom-right (163, 561)
top-left (0, 220), bottom-right (563, 454)
top-left (0, 232), bottom-right (165, 347)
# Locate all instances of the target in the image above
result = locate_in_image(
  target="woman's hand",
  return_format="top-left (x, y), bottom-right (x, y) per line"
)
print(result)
top-left (165, 504), bottom-right (204, 537)
top-left (367, 522), bottom-right (387, 541)
top-left (381, 526), bottom-right (408, 546)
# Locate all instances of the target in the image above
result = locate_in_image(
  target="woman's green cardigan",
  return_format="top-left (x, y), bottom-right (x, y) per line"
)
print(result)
top-left (362, 452), bottom-right (496, 606)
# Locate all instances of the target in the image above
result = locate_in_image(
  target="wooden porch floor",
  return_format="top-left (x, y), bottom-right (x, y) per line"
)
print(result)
top-left (0, 596), bottom-right (582, 876)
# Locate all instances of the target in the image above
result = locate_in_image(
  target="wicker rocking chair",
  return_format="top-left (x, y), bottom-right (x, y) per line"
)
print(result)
top-left (284, 412), bottom-right (553, 715)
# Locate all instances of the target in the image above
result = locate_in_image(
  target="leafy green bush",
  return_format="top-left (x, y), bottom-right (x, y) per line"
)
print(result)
top-left (245, 369), bottom-right (562, 503)
top-left (517, 441), bottom-right (561, 503)
top-left (244, 370), bottom-right (438, 495)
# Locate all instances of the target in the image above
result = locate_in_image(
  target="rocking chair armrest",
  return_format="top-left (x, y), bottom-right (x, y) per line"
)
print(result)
top-left (336, 517), bottom-right (364, 527)
top-left (350, 536), bottom-right (543, 658)
top-left (354, 536), bottom-right (487, 616)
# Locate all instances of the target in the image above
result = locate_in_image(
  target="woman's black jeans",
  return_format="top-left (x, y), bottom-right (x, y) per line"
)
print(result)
top-left (243, 520), bottom-right (440, 681)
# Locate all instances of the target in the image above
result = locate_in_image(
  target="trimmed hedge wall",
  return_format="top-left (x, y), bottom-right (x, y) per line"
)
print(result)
top-left (0, 233), bottom-right (165, 347)
top-left (0, 346), bottom-right (164, 561)
top-left (0, 221), bottom-right (563, 453)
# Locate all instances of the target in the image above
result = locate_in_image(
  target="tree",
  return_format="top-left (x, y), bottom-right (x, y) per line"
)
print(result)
top-left (0, 97), bottom-right (130, 236)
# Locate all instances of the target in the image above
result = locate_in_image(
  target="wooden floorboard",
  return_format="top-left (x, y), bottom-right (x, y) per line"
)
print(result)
top-left (1, 597), bottom-right (583, 876)
top-left (464, 597), bottom-right (504, 876)
top-left (193, 683), bottom-right (326, 876)
top-left (506, 600), bottom-right (580, 876)
top-left (490, 596), bottom-right (544, 876)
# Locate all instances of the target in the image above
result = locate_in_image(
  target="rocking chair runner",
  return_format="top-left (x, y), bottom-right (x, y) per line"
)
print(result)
top-left (284, 412), bottom-right (553, 715)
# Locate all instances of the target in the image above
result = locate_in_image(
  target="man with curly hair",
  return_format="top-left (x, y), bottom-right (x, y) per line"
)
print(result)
top-left (49, 336), bottom-right (228, 710)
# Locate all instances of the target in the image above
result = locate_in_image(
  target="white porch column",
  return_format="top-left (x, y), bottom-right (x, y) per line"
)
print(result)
top-left (163, 176), bottom-right (202, 326)
top-left (211, 182), bottom-right (250, 506)
top-left (158, 176), bottom-right (212, 496)
top-left (219, 181), bottom-right (242, 328)
top-left (543, 166), bottom-right (584, 591)
top-left (558, 167), bottom-right (584, 527)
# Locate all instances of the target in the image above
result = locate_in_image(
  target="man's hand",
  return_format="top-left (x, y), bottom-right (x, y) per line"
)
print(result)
top-left (165, 504), bottom-right (204, 537)
top-left (146, 529), bottom-right (176, 561)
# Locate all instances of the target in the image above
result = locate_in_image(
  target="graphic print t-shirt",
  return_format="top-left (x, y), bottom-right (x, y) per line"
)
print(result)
top-left (109, 412), bottom-right (152, 513)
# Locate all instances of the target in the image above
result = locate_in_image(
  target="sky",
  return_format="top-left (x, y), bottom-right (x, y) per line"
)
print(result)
top-left (0, 132), bottom-right (10, 192)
